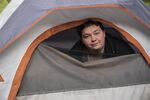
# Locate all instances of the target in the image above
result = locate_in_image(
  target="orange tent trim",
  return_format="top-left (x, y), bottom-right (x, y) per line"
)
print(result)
top-left (0, 75), bottom-right (4, 82)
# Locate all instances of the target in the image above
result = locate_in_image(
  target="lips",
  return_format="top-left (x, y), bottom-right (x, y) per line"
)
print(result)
top-left (91, 43), bottom-right (99, 47)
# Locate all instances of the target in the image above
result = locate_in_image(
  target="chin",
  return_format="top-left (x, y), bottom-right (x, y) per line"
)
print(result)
top-left (94, 46), bottom-right (102, 49)
top-left (91, 47), bottom-right (101, 50)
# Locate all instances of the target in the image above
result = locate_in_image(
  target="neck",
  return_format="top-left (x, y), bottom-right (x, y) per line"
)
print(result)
top-left (87, 47), bottom-right (104, 55)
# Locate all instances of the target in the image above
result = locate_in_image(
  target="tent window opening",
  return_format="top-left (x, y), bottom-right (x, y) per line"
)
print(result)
top-left (43, 22), bottom-right (138, 63)
top-left (17, 22), bottom-right (150, 97)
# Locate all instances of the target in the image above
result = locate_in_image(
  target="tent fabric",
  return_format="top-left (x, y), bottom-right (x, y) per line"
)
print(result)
top-left (119, 0), bottom-right (150, 26)
top-left (0, 0), bottom-right (149, 52)
top-left (0, 0), bottom-right (150, 100)
top-left (17, 44), bottom-right (150, 97)
top-left (17, 84), bottom-right (150, 100)
top-left (0, 5), bottom-right (150, 57)
top-left (1, 17), bottom-right (149, 100)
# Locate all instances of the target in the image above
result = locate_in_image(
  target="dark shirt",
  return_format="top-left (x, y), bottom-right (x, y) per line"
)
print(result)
top-left (69, 34), bottom-right (135, 62)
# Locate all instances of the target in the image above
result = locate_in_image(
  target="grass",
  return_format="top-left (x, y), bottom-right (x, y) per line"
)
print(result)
top-left (143, 0), bottom-right (150, 6)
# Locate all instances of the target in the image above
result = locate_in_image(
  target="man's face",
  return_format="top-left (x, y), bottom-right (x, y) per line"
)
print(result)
top-left (81, 25), bottom-right (105, 50)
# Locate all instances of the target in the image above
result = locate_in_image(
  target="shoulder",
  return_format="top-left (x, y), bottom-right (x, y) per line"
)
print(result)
top-left (106, 34), bottom-right (130, 47)
top-left (105, 34), bottom-right (135, 54)
top-left (69, 40), bottom-right (87, 62)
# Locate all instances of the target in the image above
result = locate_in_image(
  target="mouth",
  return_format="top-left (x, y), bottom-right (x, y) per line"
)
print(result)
top-left (91, 43), bottom-right (99, 47)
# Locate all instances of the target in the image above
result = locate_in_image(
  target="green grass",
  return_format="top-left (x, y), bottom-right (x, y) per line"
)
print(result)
top-left (0, 0), bottom-right (8, 13)
top-left (143, 0), bottom-right (150, 6)
top-left (145, 2), bottom-right (150, 6)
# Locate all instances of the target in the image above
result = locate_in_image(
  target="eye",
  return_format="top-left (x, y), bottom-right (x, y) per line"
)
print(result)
top-left (94, 30), bottom-right (101, 35)
top-left (95, 32), bottom-right (100, 35)
top-left (82, 35), bottom-right (90, 39)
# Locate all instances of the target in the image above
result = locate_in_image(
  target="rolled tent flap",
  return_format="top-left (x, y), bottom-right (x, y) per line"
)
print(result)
top-left (17, 43), bottom-right (150, 97)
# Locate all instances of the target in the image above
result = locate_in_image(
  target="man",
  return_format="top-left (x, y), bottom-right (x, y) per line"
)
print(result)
top-left (70, 20), bottom-right (135, 62)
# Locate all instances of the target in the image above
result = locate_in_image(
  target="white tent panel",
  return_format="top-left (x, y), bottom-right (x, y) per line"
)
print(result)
top-left (17, 84), bottom-right (150, 100)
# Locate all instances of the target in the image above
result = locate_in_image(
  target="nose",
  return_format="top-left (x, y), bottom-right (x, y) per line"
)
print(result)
top-left (91, 35), bottom-right (96, 42)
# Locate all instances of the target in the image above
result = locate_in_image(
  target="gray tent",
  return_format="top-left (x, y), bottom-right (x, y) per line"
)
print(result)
top-left (0, 0), bottom-right (150, 100)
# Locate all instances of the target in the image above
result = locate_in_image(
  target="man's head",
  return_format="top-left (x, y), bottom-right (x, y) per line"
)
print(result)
top-left (78, 20), bottom-right (105, 51)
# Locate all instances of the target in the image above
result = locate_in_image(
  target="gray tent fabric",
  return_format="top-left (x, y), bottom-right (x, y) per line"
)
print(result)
top-left (17, 44), bottom-right (150, 96)
top-left (120, 0), bottom-right (150, 26)
top-left (1, 1), bottom-right (150, 99)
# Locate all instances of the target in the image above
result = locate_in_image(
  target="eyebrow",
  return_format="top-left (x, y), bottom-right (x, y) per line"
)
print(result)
top-left (93, 29), bottom-right (100, 33)
top-left (83, 28), bottom-right (100, 35)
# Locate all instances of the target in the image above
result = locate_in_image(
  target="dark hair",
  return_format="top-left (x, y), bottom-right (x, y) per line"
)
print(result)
top-left (78, 20), bottom-right (105, 37)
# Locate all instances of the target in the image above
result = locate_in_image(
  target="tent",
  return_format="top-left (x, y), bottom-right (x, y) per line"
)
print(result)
top-left (0, 0), bottom-right (150, 100)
